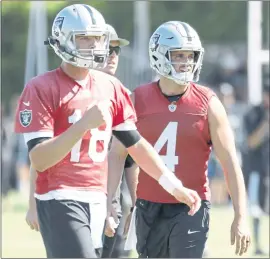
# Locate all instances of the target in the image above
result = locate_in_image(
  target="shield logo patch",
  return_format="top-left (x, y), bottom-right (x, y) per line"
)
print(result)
top-left (168, 103), bottom-right (177, 112)
top-left (19, 109), bottom-right (32, 127)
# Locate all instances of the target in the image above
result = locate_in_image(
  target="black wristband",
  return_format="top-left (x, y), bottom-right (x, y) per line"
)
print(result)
top-left (130, 206), bottom-right (134, 213)
top-left (112, 130), bottom-right (141, 148)
top-left (27, 137), bottom-right (51, 152)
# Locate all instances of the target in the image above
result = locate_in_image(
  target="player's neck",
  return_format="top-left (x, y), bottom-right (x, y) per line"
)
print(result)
top-left (159, 77), bottom-right (189, 96)
top-left (61, 62), bottom-right (89, 81)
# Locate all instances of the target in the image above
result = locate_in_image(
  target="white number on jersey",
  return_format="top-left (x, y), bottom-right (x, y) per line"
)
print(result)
top-left (68, 109), bottom-right (111, 163)
top-left (153, 122), bottom-right (179, 172)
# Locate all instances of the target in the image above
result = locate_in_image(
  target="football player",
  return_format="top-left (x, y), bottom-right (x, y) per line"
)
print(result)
top-left (15, 5), bottom-right (201, 258)
top-left (106, 21), bottom-right (251, 258)
top-left (24, 23), bottom-right (131, 257)
top-left (100, 24), bottom-right (133, 258)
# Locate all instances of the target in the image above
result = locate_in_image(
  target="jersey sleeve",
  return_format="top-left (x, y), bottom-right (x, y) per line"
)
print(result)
top-left (14, 82), bottom-right (55, 143)
top-left (111, 82), bottom-right (137, 131)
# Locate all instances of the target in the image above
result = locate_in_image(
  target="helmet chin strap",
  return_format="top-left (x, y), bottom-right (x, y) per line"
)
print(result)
top-left (173, 78), bottom-right (188, 86)
top-left (165, 64), bottom-right (193, 86)
top-left (174, 72), bottom-right (193, 85)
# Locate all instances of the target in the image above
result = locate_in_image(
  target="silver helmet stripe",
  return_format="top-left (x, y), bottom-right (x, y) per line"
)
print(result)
top-left (179, 22), bottom-right (192, 41)
top-left (83, 4), bottom-right (96, 24)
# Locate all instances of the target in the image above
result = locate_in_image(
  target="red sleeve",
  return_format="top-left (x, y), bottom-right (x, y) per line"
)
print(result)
top-left (112, 83), bottom-right (137, 131)
top-left (14, 82), bottom-right (55, 138)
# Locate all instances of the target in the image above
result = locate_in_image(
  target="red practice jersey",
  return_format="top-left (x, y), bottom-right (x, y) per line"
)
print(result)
top-left (135, 82), bottom-right (215, 203)
top-left (15, 68), bottom-right (136, 194)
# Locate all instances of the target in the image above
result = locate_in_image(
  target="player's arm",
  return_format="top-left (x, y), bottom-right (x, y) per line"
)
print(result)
top-left (123, 156), bottom-right (139, 238)
top-left (28, 166), bottom-right (37, 207)
top-left (106, 140), bottom-right (138, 215)
top-left (124, 155), bottom-right (138, 208)
top-left (107, 92), bottom-right (135, 213)
top-left (112, 130), bottom-right (200, 211)
top-left (112, 90), bottom-right (171, 181)
top-left (25, 166), bottom-right (39, 231)
top-left (107, 137), bottom-right (128, 215)
top-left (27, 103), bottom-right (106, 172)
top-left (111, 90), bottom-right (177, 196)
top-left (28, 119), bottom-right (90, 172)
top-left (208, 96), bottom-right (251, 255)
top-left (208, 96), bottom-right (247, 218)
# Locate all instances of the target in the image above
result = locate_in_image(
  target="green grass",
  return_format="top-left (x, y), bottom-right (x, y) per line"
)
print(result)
top-left (206, 206), bottom-right (269, 258)
top-left (2, 192), bottom-right (269, 258)
top-left (2, 192), bottom-right (46, 258)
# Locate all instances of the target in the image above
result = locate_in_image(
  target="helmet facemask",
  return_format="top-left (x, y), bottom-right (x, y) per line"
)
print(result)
top-left (164, 49), bottom-right (204, 85)
top-left (50, 28), bottom-right (110, 69)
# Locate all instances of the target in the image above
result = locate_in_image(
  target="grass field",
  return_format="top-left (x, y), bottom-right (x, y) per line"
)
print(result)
top-left (2, 191), bottom-right (269, 258)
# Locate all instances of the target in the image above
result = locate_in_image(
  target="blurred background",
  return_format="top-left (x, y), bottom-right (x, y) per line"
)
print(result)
top-left (1, 1), bottom-right (269, 258)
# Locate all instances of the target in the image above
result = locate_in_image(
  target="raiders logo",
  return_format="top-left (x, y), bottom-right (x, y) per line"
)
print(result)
top-left (150, 33), bottom-right (160, 52)
top-left (168, 103), bottom-right (177, 112)
top-left (53, 16), bottom-right (64, 37)
top-left (19, 109), bottom-right (32, 127)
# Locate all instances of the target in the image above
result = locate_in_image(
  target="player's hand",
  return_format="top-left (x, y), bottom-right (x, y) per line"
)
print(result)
top-left (104, 206), bottom-right (119, 237)
top-left (172, 187), bottom-right (201, 216)
top-left (104, 216), bottom-right (119, 237)
top-left (231, 217), bottom-right (251, 256)
top-left (25, 204), bottom-right (39, 231)
top-left (123, 212), bottom-right (132, 238)
top-left (81, 100), bottom-right (111, 130)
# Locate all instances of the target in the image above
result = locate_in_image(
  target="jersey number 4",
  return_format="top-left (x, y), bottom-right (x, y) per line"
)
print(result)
top-left (153, 122), bottom-right (179, 172)
top-left (68, 109), bottom-right (111, 163)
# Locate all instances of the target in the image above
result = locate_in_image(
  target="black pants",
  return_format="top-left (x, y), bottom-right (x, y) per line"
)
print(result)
top-left (36, 199), bottom-right (101, 258)
top-left (135, 199), bottom-right (210, 258)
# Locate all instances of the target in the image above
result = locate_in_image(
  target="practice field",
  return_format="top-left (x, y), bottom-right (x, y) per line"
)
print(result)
top-left (2, 192), bottom-right (269, 258)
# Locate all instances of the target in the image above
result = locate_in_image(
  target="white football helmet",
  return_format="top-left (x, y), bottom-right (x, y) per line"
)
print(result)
top-left (149, 21), bottom-right (204, 85)
top-left (47, 4), bottom-right (110, 69)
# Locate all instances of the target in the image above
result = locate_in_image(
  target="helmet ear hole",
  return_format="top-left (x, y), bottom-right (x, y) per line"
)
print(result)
top-left (165, 51), bottom-right (169, 60)
top-left (163, 63), bottom-right (171, 75)
top-left (152, 55), bottom-right (158, 61)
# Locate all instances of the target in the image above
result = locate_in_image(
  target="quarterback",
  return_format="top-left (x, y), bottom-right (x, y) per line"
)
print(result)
top-left (106, 21), bottom-right (251, 258)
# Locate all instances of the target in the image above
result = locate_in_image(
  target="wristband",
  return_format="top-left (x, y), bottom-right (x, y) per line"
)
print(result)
top-left (158, 171), bottom-right (183, 195)
top-left (130, 206), bottom-right (134, 213)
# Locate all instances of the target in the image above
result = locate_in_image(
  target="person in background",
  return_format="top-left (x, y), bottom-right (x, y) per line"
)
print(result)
top-left (2, 94), bottom-right (29, 197)
top-left (219, 82), bottom-right (248, 169)
top-left (100, 24), bottom-right (134, 258)
top-left (243, 79), bottom-right (269, 256)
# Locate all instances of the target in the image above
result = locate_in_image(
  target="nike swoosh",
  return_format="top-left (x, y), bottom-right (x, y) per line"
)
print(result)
top-left (185, 244), bottom-right (196, 248)
top-left (188, 230), bottom-right (200, 234)
top-left (23, 102), bottom-right (30, 106)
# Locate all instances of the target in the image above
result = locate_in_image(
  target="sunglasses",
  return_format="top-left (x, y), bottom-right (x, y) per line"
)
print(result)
top-left (109, 46), bottom-right (121, 56)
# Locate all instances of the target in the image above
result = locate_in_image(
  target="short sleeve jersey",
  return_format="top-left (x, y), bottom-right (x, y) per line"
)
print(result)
top-left (15, 68), bottom-right (136, 193)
